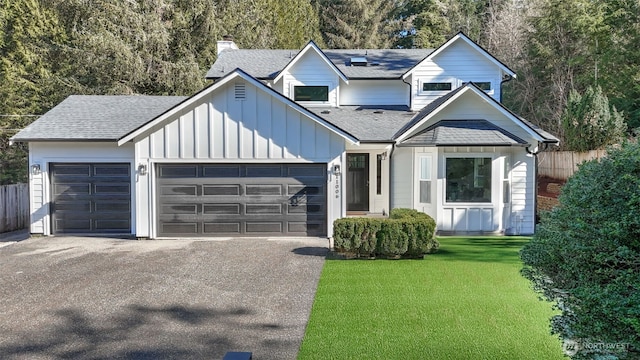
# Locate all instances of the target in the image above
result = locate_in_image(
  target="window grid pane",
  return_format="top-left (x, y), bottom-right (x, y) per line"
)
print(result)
top-left (294, 86), bottom-right (329, 101)
top-left (422, 82), bottom-right (452, 91)
top-left (446, 157), bottom-right (492, 203)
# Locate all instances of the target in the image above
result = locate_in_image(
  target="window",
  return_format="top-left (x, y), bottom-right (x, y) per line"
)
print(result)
top-left (293, 86), bottom-right (329, 101)
top-left (422, 82), bottom-right (452, 91)
top-left (445, 158), bottom-right (492, 203)
top-left (475, 82), bottom-right (491, 91)
top-left (503, 156), bottom-right (510, 203)
top-left (419, 156), bottom-right (432, 203)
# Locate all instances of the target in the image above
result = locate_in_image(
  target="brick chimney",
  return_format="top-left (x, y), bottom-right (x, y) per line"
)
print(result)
top-left (217, 35), bottom-right (239, 56)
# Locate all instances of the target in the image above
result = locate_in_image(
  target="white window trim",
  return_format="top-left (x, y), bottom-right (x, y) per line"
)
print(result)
top-left (443, 154), bottom-right (497, 205)
top-left (418, 77), bottom-right (456, 95)
top-left (289, 81), bottom-right (334, 107)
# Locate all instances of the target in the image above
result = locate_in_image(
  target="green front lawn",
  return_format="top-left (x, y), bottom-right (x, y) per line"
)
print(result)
top-left (298, 237), bottom-right (565, 359)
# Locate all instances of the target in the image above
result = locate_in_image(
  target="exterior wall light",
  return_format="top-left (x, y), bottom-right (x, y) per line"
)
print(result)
top-left (380, 151), bottom-right (388, 160)
top-left (31, 164), bottom-right (41, 175)
top-left (138, 164), bottom-right (148, 176)
top-left (332, 164), bottom-right (341, 176)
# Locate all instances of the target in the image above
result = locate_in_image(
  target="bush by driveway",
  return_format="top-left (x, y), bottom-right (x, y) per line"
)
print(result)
top-left (0, 236), bottom-right (327, 359)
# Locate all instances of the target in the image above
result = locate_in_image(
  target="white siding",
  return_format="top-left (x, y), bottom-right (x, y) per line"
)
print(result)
top-left (27, 142), bottom-right (135, 235)
top-left (409, 91), bottom-right (537, 144)
top-left (134, 77), bottom-right (347, 238)
top-left (510, 150), bottom-right (536, 235)
top-left (411, 40), bottom-right (503, 110)
top-left (391, 147), bottom-right (413, 209)
top-left (280, 50), bottom-right (340, 107)
top-left (340, 80), bottom-right (408, 106)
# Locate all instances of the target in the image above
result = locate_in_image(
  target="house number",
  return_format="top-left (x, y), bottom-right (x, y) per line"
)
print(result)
top-left (335, 177), bottom-right (340, 198)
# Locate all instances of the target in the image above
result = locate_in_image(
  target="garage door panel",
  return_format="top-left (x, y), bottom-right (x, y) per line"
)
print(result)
top-left (203, 204), bottom-right (241, 215)
top-left (51, 163), bottom-right (131, 234)
top-left (204, 222), bottom-right (241, 234)
top-left (287, 165), bottom-right (326, 177)
top-left (161, 222), bottom-right (199, 234)
top-left (245, 185), bottom-right (282, 196)
top-left (202, 165), bottom-right (241, 177)
top-left (93, 164), bottom-right (130, 176)
top-left (94, 183), bottom-right (130, 195)
top-left (52, 164), bottom-right (91, 176)
top-left (246, 204), bottom-right (282, 214)
top-left (161, 204), bottom-right (199, 215)
top-left (157, 163), bottom-right (327, 236)
top-left (203, 185), bottom-right (241, 196)
top-left (159, 165), bottom-right (199, 177)
top-left (160, 185), bottom-right (198, 196)
top-left (246, 222), bottom-right (283, 233)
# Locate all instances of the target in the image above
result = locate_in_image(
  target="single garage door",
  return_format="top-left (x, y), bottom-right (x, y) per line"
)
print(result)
top-left (157, 163), bottom-right (327, 237)
top-left (50, 163), bottom-right (131, 234)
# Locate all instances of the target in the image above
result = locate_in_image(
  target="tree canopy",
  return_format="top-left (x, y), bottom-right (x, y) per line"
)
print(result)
top-left (1, 0), bottom-right (639, 183)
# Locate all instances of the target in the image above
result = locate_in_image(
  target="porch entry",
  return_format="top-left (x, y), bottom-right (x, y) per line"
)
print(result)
top-left (347, 153), bottom-right (369, 211)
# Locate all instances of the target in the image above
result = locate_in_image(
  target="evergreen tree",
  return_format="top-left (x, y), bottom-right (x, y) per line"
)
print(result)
top-left (217, 0), bottom-right (323, 49)
top-left (312, 0), bottom-right (396, 49)
top-left (561, 86), bottom-right (627, 151)
top-left (0, 0), bottom-right (65, 184)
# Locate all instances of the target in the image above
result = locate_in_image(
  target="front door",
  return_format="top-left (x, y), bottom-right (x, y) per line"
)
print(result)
top-left (347, 153), bottom-right (369, 211)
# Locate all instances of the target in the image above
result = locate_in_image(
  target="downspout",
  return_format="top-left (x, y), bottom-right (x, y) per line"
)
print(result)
top-left (402, 77), bottom-right (412, 110)
top-left (526, 142), bottom-right (550, 231)
top-left (500, 74), bottom-right (514, 103)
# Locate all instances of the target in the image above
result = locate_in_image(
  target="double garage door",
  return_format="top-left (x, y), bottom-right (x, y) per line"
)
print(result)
top-left (50, 162), bottom-right (327, 237)
top-left (157, 163), bottom-right (327, 237)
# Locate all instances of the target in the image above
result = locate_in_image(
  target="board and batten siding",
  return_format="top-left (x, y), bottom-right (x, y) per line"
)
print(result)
top-left (134, 78), bottom-right (346, 238)
top-left (340, 80), bottom-right (408, 106)
top-left (410, 40), bottom-right (503, 110)
top-left (510, 150), bottom-right (535, 234)
top-left (277, 50), bottom-right (340, 106)
top-left (27, 142), bottom-right (135, 235)
top-left (390, 147), bottom-right (413, 209)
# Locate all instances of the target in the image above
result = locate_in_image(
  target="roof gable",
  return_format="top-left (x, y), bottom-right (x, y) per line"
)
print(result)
top-left (399, 120), bottom-right (527, 147)
top-left (394, 82), bottom-right (557, 144)
top-left (273, 40), bottom-right (348, 84)
top-left (402, 32), bottom-right (516, 80)
top-left (118, 68), bottom-right (358, 146)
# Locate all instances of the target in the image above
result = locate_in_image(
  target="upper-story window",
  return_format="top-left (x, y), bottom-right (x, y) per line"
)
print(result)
top-left (422, 82), bottom-right (452, 92)
top-left (474, 82), bottom-right (491, 91)
top-left (294, 86), bottom-right (329, 101)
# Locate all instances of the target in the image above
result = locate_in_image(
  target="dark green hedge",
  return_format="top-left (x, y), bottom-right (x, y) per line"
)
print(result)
top-left (333, 208), bottom-right (438, 258)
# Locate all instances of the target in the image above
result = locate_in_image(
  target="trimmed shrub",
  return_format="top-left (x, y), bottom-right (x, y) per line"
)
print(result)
top-left (376, 219), bottom-right (408, 257)
top-left (333, 217), bottom-right (380, 257)
top-left (333, 208), bottom-right (438, 258)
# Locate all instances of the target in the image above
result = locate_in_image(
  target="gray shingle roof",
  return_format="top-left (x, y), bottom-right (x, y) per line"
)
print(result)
top-left (308, 105), bottom-right (416, 141)
top-left (11, 95), bottom-right (186, 141)
top-left (206, 48), bottom-right (433, 79)
top-left (399, 120), bottom-right (528, 147)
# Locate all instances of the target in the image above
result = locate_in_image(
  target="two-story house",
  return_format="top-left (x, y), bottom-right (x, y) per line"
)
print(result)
top-left (12, 33), bottom-right (558, 239)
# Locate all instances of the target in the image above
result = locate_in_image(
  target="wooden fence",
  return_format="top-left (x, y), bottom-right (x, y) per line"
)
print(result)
top-left (0, 183), bottom-right (29, 233)
top-left (538, 150), bottom-right (608, 181)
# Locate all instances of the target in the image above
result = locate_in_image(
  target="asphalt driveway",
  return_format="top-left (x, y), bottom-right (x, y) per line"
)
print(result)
top-left (0, 235), bottom-right (328, 359)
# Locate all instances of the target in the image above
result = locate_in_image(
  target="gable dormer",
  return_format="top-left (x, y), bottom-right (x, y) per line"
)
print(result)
top-left (403, 32), bottom-right (516, 111)
top-left (272, 41), bottom-right (348, 107)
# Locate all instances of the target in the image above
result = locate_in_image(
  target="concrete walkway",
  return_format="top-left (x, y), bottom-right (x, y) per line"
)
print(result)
top-left (0, 235), bottom-right (328, 359)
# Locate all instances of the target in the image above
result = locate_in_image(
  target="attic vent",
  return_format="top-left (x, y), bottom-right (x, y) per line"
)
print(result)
top-left (350, 57), bottom-right (368, 66)
top-left (234, 83), bottom-right (246, 100)
top-left (321, 110), bottom-right (331, 114)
